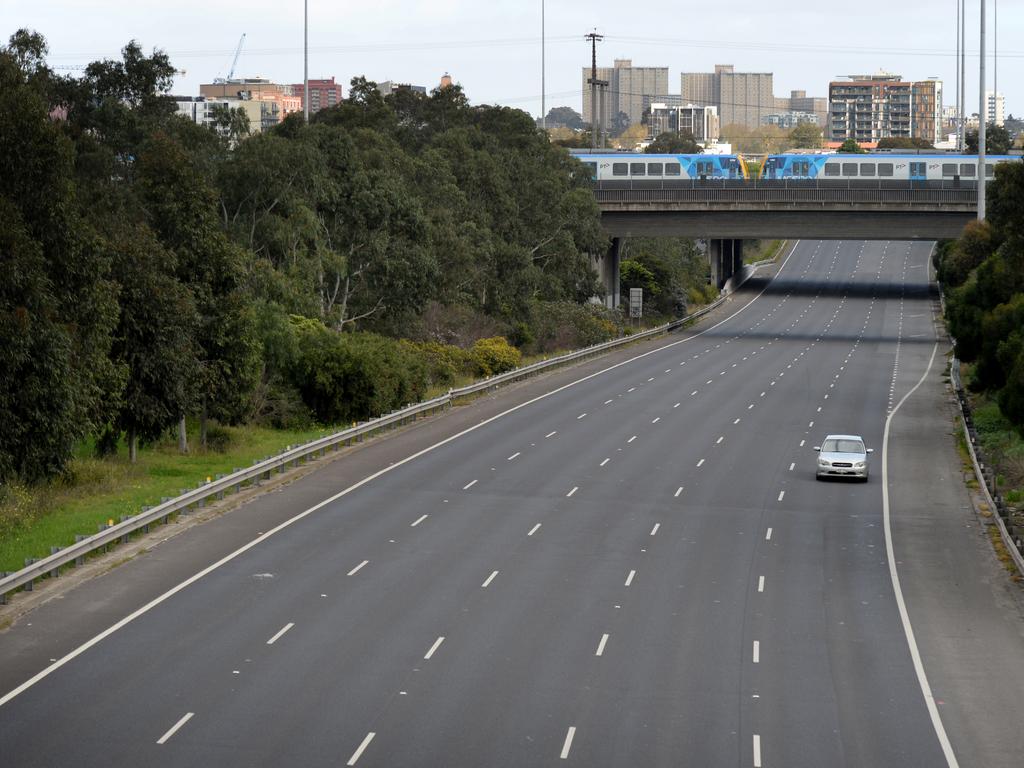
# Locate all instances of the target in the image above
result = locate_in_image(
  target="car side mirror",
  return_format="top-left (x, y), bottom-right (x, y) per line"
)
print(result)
top-left (813, 446), bottom-right (821, 451)
top-left (866, 448), bottom-right (874, 453)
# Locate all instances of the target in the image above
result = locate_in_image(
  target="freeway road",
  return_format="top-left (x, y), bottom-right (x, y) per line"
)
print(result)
top-left (2, 240), bottom-right (1024, 767)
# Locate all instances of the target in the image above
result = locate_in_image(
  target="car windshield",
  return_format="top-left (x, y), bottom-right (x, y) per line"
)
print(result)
top-left (822, 439), bottom-right (865, 453)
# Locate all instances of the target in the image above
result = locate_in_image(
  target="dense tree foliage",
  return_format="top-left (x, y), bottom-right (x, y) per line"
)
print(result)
top-left (3, 30), bottom-right (671, 481)
top-left (966, 124), bottom-right (1013, 155)
top-left (645, 132), bottom-right (701, 154)
top-left (876, 136), bottom-right (934, 150)
top-left (788, 123), bottom-right (823, 149)
top-left (942, 162), bottom-right (1024, 431)
top-left (836, 139), bottom-right (867, 154)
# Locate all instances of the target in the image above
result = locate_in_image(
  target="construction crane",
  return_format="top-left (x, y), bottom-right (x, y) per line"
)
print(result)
top-left (214, 33), bottom-right (246, 84)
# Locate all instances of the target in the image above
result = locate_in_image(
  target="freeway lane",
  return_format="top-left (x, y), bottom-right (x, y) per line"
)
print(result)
top-left (2, 240), bottom-right (1022, 766)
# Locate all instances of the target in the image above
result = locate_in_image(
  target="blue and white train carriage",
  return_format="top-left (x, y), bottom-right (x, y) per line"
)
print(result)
top-left (571, 151), bottom-right (747, 188)
top-left (760, 153), bottom-right (1019, 185)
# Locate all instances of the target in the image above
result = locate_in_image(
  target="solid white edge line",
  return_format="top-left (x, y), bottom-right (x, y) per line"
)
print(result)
top-left (883, 342), bottom-right (959, 768)
top-left (347, 732), bottom-right (376, 766)
top-left (596, 633), bottom-right (609, 656)
top-left (156, 711), bottom-right (194, 745)
top-left (347, 560), bottom-right (369, 577)
top-left (424, 636), bottom-right (445, 660)
top-left (481, 570), bottom-right (499, 588)
top-left (266, 622), bottom-right (294, 645)
top-left (560, 726), bottom-right (576, 759)
top-left (0, 244), bottom-right (801, 710)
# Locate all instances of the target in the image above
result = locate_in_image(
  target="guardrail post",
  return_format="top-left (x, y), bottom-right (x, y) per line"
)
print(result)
top-left (23, 559), bottom-right (36, 591)
top-left (0, 578), bottom-right (8, 604)
top-left (119, 517), bottom-right (131, 544)
top-left (74, 535), bottom-right (87, 565)
top-left (49, 547), bottom-right (62, 578)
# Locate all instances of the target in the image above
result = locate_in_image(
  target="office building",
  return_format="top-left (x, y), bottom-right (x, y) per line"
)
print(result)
top-left (762, 111), bottom-right (821, 129)
top-left (377, 81), bottom-right (428, 96)
top-left (174, 95), bottom-right (264, 134)
top-left (647, 103), bottom-right (719, 143)
top-left (829, 73), bottom-right (942, 145)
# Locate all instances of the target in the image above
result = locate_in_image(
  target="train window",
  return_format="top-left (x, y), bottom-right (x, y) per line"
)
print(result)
top-left (647, 163), bottom-right (663, 176)
top-left (860, 163), bottom-right (876, 176)
top-left (842, 163), bottom-right (858, 176)
top-left (612, 163), bottom-right (628, 176)
top-left (630, 162), bottom-right (646, 176)
top-left (878, 163), bottom-right (894, 176)
top-left (960, 164), bottom-right (976, 177)
top-left (942, 163), bottom-right (958, 177)
top-left (799, 162), bottom-right (810, 176)
top-left (665, 163), bottom-right (681, 176)
top-left (824, 163), bottom-right (841, 177)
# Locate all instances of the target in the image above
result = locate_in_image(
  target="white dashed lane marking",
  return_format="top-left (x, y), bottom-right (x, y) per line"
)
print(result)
top-left (347, 561), bottom-right (369, 577)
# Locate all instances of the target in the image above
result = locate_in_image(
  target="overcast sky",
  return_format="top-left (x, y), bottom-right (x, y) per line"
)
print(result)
top-left (7, 1), bottom-right (1022, 122)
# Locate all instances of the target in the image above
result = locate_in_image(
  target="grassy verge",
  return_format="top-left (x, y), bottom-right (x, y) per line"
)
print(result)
top-left (744, 239), bottom-right (785, 265)
top-left (0, 423), bottom-right (334, 573)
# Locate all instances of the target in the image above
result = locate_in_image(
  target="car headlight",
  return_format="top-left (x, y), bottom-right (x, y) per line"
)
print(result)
top-left (818, 459), bottom-right (830, 467)
top-left (854, 461), bottom-right (865, 468)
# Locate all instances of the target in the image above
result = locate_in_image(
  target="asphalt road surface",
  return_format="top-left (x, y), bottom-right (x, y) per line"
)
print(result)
top-left (3, 240), bottom-right (1024, 767)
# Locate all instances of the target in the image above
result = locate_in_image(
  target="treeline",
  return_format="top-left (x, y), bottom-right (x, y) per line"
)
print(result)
top-left (0, 31), bottom-right (637, 483)
top-left (939, 162), bottom-right (1024, 430)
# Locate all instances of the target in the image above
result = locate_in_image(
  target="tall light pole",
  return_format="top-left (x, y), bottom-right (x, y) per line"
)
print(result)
top-left (960, 0), bottom-right (966, 151)
top-left (978, 0), bottom-right (987, 220)
top-left (955, 0), bottom-right (961, 151)
top-left (304, 0), bottom-right (310, 123)
top-left (541, 0), bottom-right (546, 131)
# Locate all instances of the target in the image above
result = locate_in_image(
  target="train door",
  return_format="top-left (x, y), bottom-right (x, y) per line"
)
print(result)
top-left (909, 162), bottom-right (926, 184)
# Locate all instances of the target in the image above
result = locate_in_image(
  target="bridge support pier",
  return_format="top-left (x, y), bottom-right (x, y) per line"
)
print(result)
top-left (590, 237), bottom-right (622, 308)
top-left (709, 239), bottom-right (743, 290)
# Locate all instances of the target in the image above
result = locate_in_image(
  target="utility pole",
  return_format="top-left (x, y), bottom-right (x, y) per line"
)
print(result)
top-left (978, 0), bottom-right (987, 220)
top-left (585, 31), bottom-right (606, 150)
top-left (541, 0), bottom-right (546, 131)
top-left (303, 0), bottom-right (310, 123)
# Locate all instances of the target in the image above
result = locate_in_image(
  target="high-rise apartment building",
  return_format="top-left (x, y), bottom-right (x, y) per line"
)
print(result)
top-left (173, 95), bottom-right (263, 134)
top-left (985, 91), bottom-right (1006, 127)
top-left (582, 60), bottom-right (668, 130)
top-left (680, 66), bottom-right (823, 130)
top-left (828, 73), bottom-right (942, 145)
top-left (291, 77), bottom-right (342, 114)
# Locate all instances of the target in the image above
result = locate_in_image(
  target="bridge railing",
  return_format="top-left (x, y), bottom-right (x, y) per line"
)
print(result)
top-left (593, 187), bottom-right (977, 205)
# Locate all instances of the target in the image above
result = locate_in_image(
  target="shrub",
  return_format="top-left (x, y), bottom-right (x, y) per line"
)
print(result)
top-left (525, 301), bottom-right (621, 354)
top-left (401, 340), bottom-right (475, 387)
top-left (204, 424), bottom-right (234, 453)
top-left (472, 337), bottom-right (521, 376)
top-left (290, 323), bottom-right (429, 424)
top-left (0, 483), bottom-right (35, 542)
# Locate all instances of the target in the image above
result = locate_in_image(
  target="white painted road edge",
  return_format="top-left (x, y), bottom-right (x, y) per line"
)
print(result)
top-left (882, 341), bottom-right (959, 768)
top-left (0, 243), bottom-right (799, 709)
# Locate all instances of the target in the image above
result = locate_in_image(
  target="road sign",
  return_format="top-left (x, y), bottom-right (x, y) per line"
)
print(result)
top-left (629, 288), bottom-right (642, 318)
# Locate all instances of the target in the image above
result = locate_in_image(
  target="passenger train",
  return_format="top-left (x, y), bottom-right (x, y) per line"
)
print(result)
top-left (571, 148), bottom-right (1019, 187)
top-left (759, 153), bottom-right (1019, 183)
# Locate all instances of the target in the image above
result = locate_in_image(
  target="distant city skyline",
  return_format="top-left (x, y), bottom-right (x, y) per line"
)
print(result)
top-left (7, 0), bottom-right (1021, 122)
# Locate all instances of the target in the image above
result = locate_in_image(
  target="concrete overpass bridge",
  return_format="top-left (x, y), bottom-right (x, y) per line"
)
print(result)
top-left (590, 183), bottom-right (977, 307)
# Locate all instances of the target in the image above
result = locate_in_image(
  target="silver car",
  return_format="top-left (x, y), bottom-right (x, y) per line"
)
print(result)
top-left (814, 434), bottom-right (872, 481)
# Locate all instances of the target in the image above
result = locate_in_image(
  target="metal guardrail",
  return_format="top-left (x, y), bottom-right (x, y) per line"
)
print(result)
top-left (950, 357), bottom-right (1024, 575)
top-left (594, 188), bottom-right (978, 205)
top-left (0, 280), bottom-right (748, 604)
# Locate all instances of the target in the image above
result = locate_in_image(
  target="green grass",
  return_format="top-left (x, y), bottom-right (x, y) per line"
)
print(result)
top-left (744, 240), bottom-right (785, 265)
top-left (0, 423), bottom-right (334, 573)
